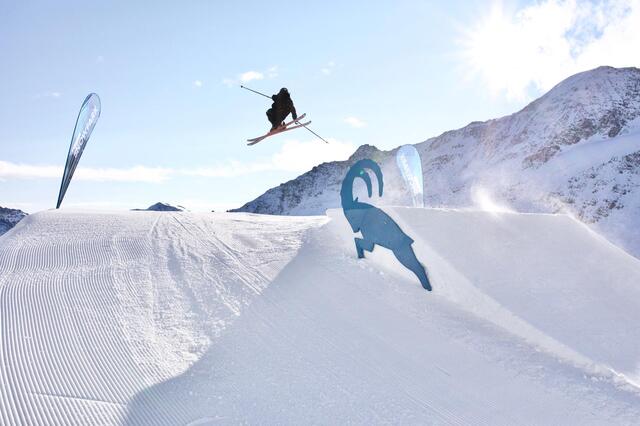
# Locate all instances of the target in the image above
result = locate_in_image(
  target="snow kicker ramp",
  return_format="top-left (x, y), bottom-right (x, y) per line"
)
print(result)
top-left (1, 209), bottom-right (640, 425)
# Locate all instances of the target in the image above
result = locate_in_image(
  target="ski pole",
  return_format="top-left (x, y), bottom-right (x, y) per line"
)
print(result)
top-left (301, 125), bottom-right (330, 144)
top-left (240, 85), bottom-right (271, 100)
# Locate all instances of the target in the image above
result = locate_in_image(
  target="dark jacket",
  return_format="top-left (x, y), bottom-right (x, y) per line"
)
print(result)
top-left (270, 89), bottom-right (297, 121)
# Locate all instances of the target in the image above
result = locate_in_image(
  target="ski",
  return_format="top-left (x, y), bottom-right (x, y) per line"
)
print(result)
top-left (247, 120), bottom-right (311, 145)
top-left (247, 113), bottom-right (307, 145)
top-left (247, 113), bottom-right (306, 144)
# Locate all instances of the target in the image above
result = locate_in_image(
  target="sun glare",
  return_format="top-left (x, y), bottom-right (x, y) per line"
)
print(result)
top-left (460, 0), bottom-right (640, 100)
top-left (461, 3), bottom-right (526, 98)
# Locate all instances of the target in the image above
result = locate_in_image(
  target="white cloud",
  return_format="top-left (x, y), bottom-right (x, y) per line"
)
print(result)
top-left (65, 201), bottom-right (135, 209)
top-left (183, 161), bottom-right (271, 178)
top-left (184, 138), bottom-right (356, 177)
top-left (75, 166), bottom-right (172, 182)
top-left (34, 91), bottom-right (62, 99)
top-left (1, 202), bottom-right (35, 213)
top-left (193, 80), bottom-right (203, 88)
top-left (0, 161), bottom-right (171, 183)
top-left (223, 66), bottom-right (279, 87)
top-left (344, 116), bottom-right (366, 128)
top-left (459, 0), bottom-right (640, 100)
top-left (271, 138), bottom-right (355, 172)
top-left (267, 66), bottom-right (278, 78)
top-left (321, 60), bottom-right (336, 75)
top-left (0, 161), bottom-right (60, 178)
top-left (0, 138), bottom-right (356, 183)
top-left (239, 71), bottom-right (264, 83)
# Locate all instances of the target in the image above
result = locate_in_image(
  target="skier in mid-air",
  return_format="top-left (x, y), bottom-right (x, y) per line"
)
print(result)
top-left (241, 85), bottom-right (327, 145)
top-left (267, 88), bottom-right (298, 131)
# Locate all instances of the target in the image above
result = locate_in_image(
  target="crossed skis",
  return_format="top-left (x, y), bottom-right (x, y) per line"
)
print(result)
top-left (247, 114), bottom-right (311, 145)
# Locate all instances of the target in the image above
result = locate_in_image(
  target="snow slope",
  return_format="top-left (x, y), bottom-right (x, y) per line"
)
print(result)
top-left (0, 211), bottom-right (326, 425)
top-left (2, 209), bottom-right (640, 424)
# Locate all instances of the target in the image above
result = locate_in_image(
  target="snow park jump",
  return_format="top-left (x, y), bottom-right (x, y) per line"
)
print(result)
top-left (4, 3), bottom-right (640, 425)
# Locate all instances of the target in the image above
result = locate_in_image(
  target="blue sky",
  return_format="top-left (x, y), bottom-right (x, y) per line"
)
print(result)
top-left (1, 0), bottom-right (639, 212)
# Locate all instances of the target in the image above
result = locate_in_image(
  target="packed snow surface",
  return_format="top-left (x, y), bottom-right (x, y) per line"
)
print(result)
top-left (1, 209), bottom-right (640, 425)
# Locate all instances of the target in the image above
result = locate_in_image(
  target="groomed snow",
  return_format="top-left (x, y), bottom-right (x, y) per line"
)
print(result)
top-left (1, 209), bottom-right (639, 424)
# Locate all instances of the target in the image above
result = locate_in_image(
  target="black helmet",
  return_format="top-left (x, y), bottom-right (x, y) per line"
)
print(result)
top-left (279, 87), bottom-right (289, 95)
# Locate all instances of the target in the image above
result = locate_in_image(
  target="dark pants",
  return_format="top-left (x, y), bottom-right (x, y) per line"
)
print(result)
top-left (266, 108), bottom-right (288, 130)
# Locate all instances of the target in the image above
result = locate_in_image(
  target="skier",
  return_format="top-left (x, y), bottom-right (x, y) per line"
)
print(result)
top-left (266, 88), bottom-right (298, 131)
top-left (241, 85), bottom-right (327, 145)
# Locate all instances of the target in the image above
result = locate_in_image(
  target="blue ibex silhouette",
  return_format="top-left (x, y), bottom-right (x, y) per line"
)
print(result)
top-left (340, 159), bottom-right (432, 291)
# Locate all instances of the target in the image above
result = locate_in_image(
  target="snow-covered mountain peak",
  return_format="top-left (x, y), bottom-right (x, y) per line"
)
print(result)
top-left (422, 66), bottom-right (640, 171)
top-left (348, 144), bottom-right (385, 161)
top-left (132, 202), bottom-right (186, 212)
top-left (541, 66), bottom-right (640, 105)
top-left (518, 66), bottom-right (640, 141)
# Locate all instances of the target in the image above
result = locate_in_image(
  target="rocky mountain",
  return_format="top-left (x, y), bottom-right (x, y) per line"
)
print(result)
top-left (0, 206), bottom-right (28, 236)
top-left (232, 66), bottom-right (640, 257)
top-left (132, 202), bottom-right (186, 212)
